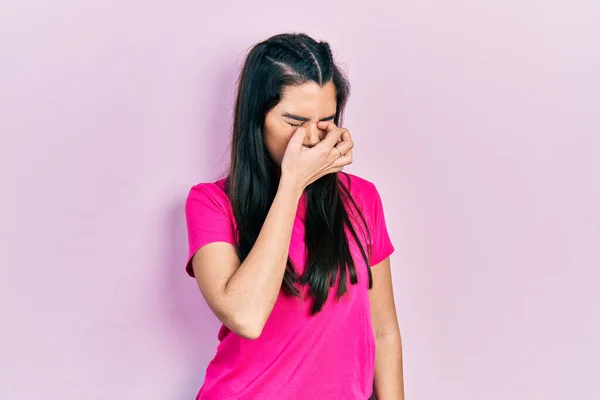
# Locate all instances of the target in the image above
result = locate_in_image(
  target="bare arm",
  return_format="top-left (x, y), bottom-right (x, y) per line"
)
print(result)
top-left (192, 179), bottom-right (303, 339)
top-left (191, 121), bottom-right (353, 339)
top-left (369, 256), bottom-right (405, 399)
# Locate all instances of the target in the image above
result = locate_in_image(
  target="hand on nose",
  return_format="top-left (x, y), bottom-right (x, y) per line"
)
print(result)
top-left (302, 123), bottom-right (326, 147)
top-left (281, 119), bottom-right (353, 191)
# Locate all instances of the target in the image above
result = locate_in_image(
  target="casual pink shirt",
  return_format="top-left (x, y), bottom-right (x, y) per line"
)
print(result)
top-left (184, 173), bottom-right (395, 399)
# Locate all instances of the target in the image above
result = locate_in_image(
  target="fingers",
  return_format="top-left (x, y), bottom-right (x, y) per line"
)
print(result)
top-left (316, 120), bottom-right (334, 131)
top-left (315, 121), bottom-right (344, 150)
top-left (337, 148), bottom-right (353, 165)
top-left (312, 121), bottom-right (354, 175)
top-left (314, 121), bottom-right (354, 158)
top-left (329, 148), bottom-right (353, 171)
top-left (333, 129), bottom-right (353, 155)
top-left (328, 128), bottom-right (352, 165)
top-left (287, 125), bottom-right (308, 149)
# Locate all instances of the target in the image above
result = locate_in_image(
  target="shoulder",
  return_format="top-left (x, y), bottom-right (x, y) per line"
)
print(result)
top-left (339, 172), bottom-right (390, 229)
top-left (188, 177), bottom-right (228, 195)
top-left (185, 177), bottom-right (231, 213)
top-left (339, 172), bottom-right (381, 203)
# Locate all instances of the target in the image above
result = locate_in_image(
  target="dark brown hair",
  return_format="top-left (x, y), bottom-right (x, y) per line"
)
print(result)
top-left (227, 32), bottom-right (373, 315)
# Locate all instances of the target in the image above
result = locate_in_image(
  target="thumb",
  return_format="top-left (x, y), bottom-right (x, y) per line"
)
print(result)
top-left (287, 126), bottom-right (308, 149)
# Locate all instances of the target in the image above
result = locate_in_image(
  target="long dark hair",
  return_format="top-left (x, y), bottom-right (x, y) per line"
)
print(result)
top-left (227, 32), bottom-right (373, 315)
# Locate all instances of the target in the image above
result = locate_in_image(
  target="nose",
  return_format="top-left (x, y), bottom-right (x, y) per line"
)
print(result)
top-left (303, 122), bottom-right (325, 147)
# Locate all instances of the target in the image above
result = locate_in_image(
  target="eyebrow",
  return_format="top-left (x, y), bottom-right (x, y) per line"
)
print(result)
top-left (282, 112), bottom-right (336, 122)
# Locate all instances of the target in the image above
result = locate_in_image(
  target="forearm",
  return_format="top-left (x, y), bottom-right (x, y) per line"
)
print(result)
top-left (373, 332), bottom-right (405, 399)
top-left (224, 178), bottom-right (303, 333)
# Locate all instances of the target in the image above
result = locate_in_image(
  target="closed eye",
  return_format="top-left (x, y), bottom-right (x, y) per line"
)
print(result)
top-left (287, 122), bottom-right (302, 127)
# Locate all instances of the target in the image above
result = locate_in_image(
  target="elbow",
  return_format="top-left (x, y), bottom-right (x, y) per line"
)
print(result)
top-left (226, 312), bottom-right (264, 340)
top-left (216, 290), bottom-right (265, 340)
top-left (238, 325), bottom-right (262, 340)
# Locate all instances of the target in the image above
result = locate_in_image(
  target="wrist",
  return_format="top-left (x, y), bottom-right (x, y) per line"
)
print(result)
top-left (278, 174), bottom-right (304, 201)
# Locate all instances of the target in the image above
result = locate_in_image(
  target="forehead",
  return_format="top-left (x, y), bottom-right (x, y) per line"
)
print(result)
top-left (277, 81), bottom-right (337, 115)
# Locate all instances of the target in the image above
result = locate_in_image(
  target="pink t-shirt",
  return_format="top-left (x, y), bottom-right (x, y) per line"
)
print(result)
top-left (184, 172), bottom-right (395, 400)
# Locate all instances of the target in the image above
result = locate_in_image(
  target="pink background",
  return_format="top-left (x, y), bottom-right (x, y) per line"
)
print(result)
top-left (1, 1), bottom-right (598, 399)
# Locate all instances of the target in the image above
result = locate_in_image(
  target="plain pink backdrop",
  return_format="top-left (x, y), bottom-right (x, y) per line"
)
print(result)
top-left (1, 1), bottom-right (598, 399)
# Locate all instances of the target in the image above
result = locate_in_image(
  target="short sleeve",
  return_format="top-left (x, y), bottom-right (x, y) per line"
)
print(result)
top-left (184, 184), bottom-right (236, 277)
top-left (368, 183), bottom-right (395, 267)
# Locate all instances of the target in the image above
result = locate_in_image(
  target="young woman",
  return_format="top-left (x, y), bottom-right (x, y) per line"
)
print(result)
top-left (185, 32), bottom-right (404, 399)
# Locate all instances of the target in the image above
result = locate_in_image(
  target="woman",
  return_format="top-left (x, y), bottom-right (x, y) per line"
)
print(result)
top-left (185, 32), bottom-right (404, 399)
